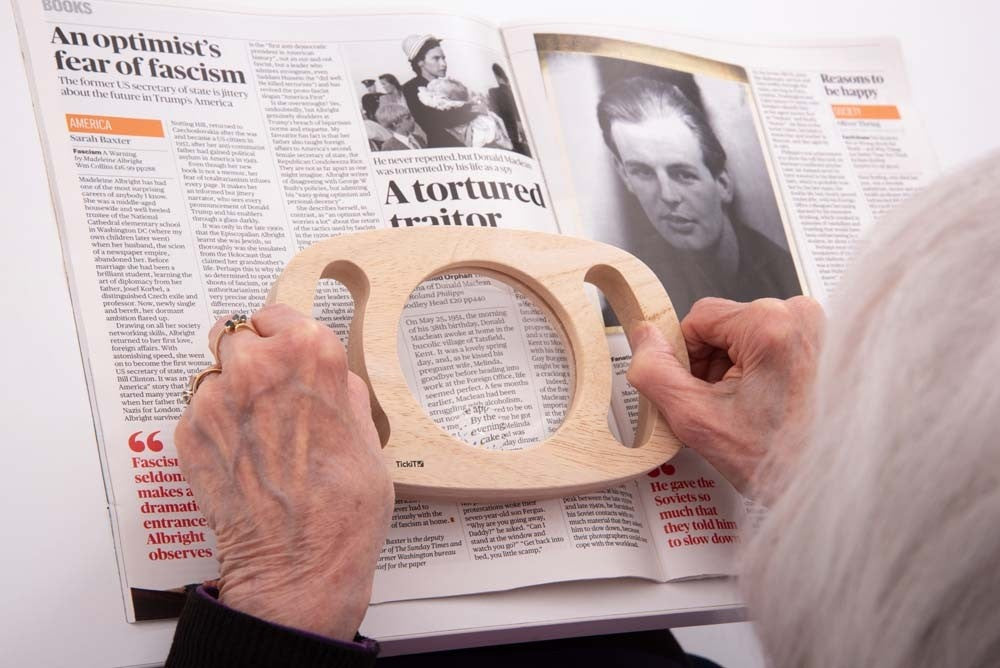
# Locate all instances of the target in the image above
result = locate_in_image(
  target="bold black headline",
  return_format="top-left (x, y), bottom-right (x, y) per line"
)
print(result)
top-left (821, 73), bottom-right (885, 101)
top-left (384, 178), bottom-right (547, 228)
top-left (50, 26), bottom-right (246, 84)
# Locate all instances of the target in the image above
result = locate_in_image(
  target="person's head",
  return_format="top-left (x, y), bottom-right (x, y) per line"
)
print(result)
top-left (492, 63), bottom-right (509, 86)
top-left (379, 73), bottom-right (402, 96)
top-left (360, 92), bottom-right (382, 121)
top-left (403, 35), bottom-right (446, 79)
top-left (361, 78), bottom-right (375, 93)
top-left (744, 151), bottom-right (1000, 667)
top-left (416, 77), bottom-right (473, 113)
top-left (597, 76), bottom-right (732, 252)
top-left (375, 102), bottom-right (415, 136)
top-left (427, 77), bottom-right (468, 101)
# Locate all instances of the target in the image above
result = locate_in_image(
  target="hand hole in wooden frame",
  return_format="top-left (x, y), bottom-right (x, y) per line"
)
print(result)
top-left (267, 227), bottom-right (687, 501)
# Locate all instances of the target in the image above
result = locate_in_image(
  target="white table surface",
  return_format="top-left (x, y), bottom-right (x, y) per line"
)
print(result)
top-left (2, 0), bottom-right (996, 666)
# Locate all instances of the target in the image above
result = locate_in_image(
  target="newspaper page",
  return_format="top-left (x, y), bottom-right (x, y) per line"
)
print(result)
top-left (502, 22), bottom-right (938, 569)
top-left (502, 23), bottom-right (938, 306)
top-left (14, 0), bottom-right (740, 622)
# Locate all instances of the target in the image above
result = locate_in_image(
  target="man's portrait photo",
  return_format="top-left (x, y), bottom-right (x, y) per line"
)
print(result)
top-left (536, 35), bottom-right (803, 322)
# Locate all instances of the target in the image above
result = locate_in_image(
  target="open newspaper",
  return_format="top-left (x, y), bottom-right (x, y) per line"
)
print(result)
top-left (12, 0), bottom-right (936, 622)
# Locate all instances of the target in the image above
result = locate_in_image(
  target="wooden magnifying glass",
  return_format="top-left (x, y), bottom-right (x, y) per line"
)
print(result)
top-left (266, 227), bottom-right (687, 501)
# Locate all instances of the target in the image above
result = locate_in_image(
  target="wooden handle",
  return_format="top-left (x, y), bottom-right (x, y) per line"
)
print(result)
top-left (267, 227), bottom-right (687, 501)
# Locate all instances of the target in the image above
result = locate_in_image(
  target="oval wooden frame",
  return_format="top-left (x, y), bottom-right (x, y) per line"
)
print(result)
top-left (266, 227), bottom-right (687, 501)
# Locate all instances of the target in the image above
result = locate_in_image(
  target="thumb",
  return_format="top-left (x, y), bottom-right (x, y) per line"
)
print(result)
top-left (627, 322), bottom-right (711, 423)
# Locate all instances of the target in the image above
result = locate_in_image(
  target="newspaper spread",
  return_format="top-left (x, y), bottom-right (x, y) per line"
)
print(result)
top-left (12, 0), bottom-right (936, 622)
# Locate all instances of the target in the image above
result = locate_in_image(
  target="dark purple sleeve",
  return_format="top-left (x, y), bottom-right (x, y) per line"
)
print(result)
top-left (165, 586), bottom-right (379, 668)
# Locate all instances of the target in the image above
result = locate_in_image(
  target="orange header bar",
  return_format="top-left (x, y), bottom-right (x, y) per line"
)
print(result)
top-left (65, 114), bottom-right (164, 138)
top-left (831, 104), bottom-right (901, 120)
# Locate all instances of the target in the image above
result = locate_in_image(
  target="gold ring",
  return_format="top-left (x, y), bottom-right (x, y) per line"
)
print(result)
top-left (211, 313), bottom-right (260, 364)
top-left (182, 365), bottom-right (222, 405)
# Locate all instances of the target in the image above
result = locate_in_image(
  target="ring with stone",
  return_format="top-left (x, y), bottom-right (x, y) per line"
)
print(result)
top-left (211, 313), bottom-right (260, 364)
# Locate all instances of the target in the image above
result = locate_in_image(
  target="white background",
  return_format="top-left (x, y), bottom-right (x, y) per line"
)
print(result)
top-left (2, 0), bottom-right (997, 666)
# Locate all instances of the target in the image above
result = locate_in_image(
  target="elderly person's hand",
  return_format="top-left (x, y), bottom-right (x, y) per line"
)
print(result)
top-left (175, 304), bottom-right (394, 641)
top-left (628, 297), bottom-right (824, 502)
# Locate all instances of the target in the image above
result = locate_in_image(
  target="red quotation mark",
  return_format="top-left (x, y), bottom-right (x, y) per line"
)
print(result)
top-left (646, 463), bottom-right (676, 478)
top-left (128, 430), bottom-right (163, 453)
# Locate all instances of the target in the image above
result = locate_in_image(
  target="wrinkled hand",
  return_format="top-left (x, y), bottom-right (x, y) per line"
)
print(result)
top-left (175, 304), bottom-right (394, 641)
top-left (628, 297), bottom-right (824, 502)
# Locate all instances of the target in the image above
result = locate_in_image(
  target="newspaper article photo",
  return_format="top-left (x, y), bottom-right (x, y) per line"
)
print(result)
top-left (346, 33), bottom-right (531, 156)
top-left (536, 34), bottom-right (803, 322)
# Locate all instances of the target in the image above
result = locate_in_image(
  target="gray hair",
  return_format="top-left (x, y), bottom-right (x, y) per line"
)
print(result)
top-left (596, 76), bottom-right (726, 177)
top-left (743, 151), bottom-right (1000, 667)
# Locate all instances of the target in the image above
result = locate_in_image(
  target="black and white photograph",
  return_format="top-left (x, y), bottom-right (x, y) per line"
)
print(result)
top-left (536, 34), bottom-right (802, 322)
top-left (346, 34), bottom-right (531, 156)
